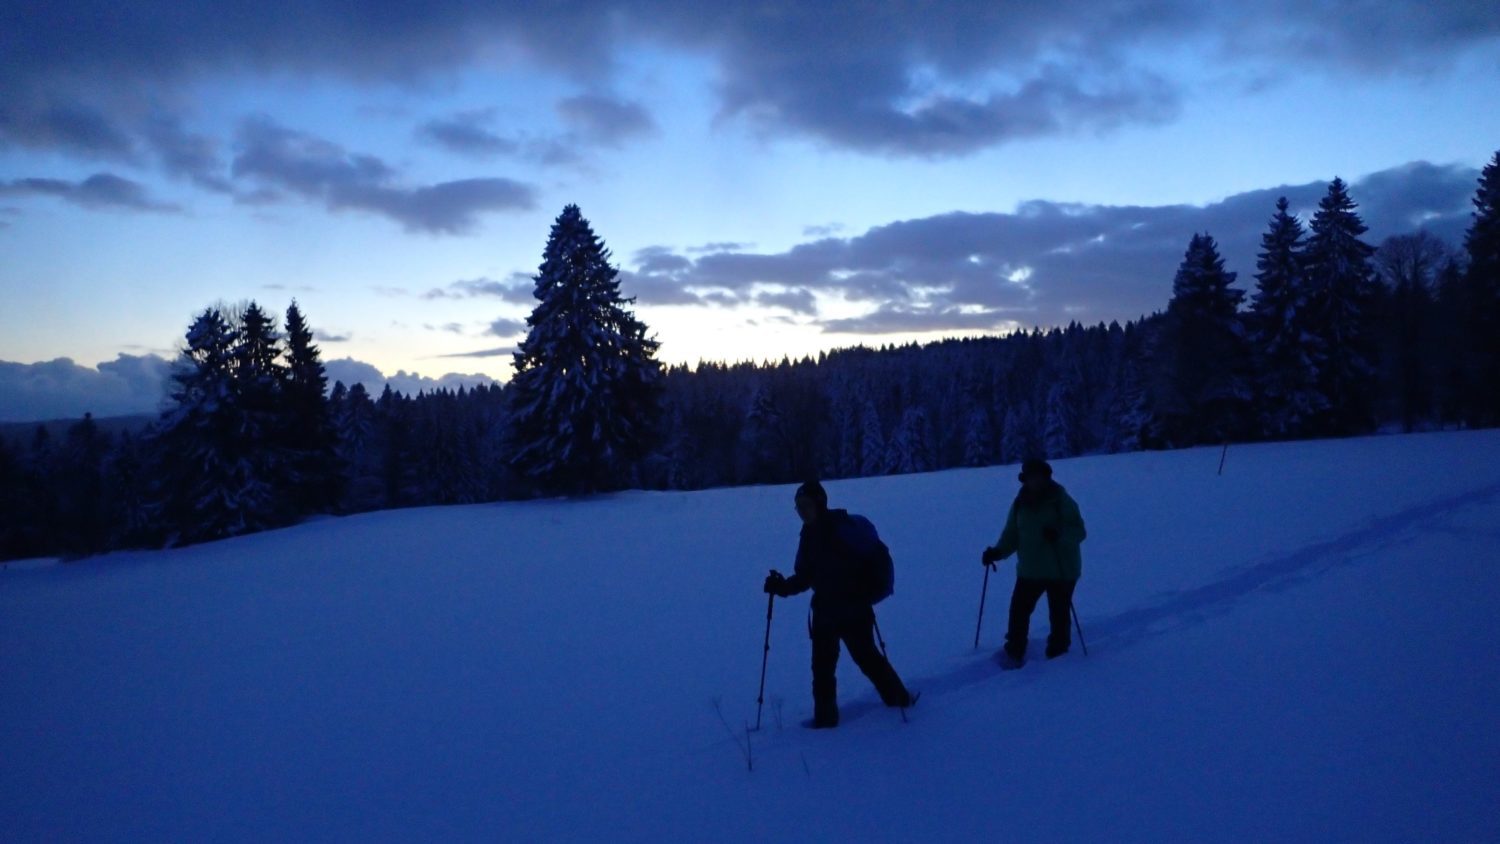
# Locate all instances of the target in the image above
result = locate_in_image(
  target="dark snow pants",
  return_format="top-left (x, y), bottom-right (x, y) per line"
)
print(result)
top-left (810, 614), bottom-right (912, 724)
top-left (1005, 577), bottom-right (1077, 659)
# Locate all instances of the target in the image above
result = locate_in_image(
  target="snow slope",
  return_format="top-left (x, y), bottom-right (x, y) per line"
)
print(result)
top-left (4, 431), bottom-right (1499, 842)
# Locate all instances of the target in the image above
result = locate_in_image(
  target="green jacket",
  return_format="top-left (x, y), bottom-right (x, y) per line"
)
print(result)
top-left (990, 481), bottom-right (1086, 580)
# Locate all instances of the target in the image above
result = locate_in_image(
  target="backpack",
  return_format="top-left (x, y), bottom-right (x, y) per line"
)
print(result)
top-left (838, 513), bottom-right (895, 604)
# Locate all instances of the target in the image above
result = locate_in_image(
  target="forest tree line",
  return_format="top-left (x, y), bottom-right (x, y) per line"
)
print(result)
top-left (3, 153), bottom-right (1498, 562)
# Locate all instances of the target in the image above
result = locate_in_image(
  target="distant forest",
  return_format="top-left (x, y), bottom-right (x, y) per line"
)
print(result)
top-left (3, 153), bottom-right (1498, 562)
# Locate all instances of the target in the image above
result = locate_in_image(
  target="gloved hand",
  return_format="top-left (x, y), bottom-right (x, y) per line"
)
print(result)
top-left (763, 570), bottom-right (787, 595)
top-left (1042, 526), bottom-right (1060, 544)
top-left (981, 547), bottom-right (999, 566)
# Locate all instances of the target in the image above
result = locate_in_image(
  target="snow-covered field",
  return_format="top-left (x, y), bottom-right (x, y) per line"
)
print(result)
top-left (4, 430), bottom-right (1499, 842)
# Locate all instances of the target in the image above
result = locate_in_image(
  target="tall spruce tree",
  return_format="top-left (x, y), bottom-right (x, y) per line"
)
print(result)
top-left (1249, 197), bottom-right (1324, 438)
top-left (1461, 150), bottom-right (1500, 426)
top-left (283, 301), bottom-right (341, 513)
top-left (507, 204), bottom-right (662, 494)
top-left (1302, 178), bottom-right (1381, 434)
top-left (1151, 233), bottom-right (1249, 445)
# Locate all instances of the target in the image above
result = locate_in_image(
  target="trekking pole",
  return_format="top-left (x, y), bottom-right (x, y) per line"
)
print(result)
top-left (873, 615), bottom-right (909, 723)
top-left (1070, 601), bottom-right (1089, 656)
top-left (753, 592), bottom-right (774, 732)
top-left (974, 562), bottom-right (993, 650)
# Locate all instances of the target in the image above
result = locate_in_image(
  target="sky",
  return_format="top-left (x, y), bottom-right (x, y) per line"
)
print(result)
top-left (4, 429), bottom-right (1498, 839)
top-left (2, 1), bottom-right (1499, 421)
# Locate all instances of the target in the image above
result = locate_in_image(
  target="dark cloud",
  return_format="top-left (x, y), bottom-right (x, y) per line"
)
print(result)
top-left (314, 329), bottom-right (351, 343)
top-left (4, 2), bottom-right (1494, 162)
top-left (617, 271), bottom-right (711, 306)
top-left (418, 110), bottom-right (519, 159)
top-left (231, 117), bottom-right (536, 233)
top-left (145, 113), bottom-right (232, 192)
top-left (0, 173), bottom-right (179, 212)
top-left (633, 246), bottom-right (692, 274)
top-left (0, 355), bottom-right (172, 422)
top-left (626, 160), bottom-right (1479, 333)
top-left (1218, 0), bottom-right (1500, 76)
top-left (436, 347), bottom-right (517, 359)
top-left (486, 318), bottom-right (527, 338)
top-left (0, 99), bottom-right (138, 160)
top-left (556, 94), bottom-right (656, 146)
top-left (753, 287), bottom-right (818, 315)
top-left (423, 276), bottom-right (534, 304)
top-left (420, 98), bottom-right (649, 166)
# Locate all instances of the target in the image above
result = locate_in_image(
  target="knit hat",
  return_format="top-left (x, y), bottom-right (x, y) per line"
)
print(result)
top-left (1019, 458), bottom-right (1053, 481)
top-left (795, 480), bottom-right (828, 508)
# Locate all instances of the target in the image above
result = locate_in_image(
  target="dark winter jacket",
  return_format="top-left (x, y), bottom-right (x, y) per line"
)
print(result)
top-left (991, 481), bottom-right (1086, 580)
top-left (781, 509), bottom-right (875, 629)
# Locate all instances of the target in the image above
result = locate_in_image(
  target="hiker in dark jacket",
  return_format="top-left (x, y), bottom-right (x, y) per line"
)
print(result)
top-left (764, 481), bottom-right (914, 728)
top-left (982, 459), bottom-right (1086, 668)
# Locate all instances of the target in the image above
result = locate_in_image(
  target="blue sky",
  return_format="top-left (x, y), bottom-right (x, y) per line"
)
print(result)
top-left (2, 1), bottom-right (1498, 422)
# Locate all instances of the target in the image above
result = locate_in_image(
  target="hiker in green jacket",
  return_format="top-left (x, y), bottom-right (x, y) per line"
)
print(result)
top-left (982, 458), bottom-right (1086, 668)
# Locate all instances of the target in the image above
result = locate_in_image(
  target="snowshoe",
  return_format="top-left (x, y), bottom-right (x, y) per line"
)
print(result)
top-left (995, 650), bottom-right (1027, 671)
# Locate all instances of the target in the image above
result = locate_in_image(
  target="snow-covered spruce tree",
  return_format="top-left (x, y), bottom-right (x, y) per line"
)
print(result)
top-left (884, 406), bottom-right (932, 475)
top-left (1042, 379), bottom-right (1075, 459)
top-left (1000, 400), bottom-right (1037, 464)
top-left (1248, 197), bottom-right (1325, 439)
top-left (330, 381), bottom-right (380, 510)
top-left (962, 403), bottom-right (993, 467)
top-left (282, 301), bottom-right (342, 513)
top-left (1150, 233), bottom-right (1250, 446)
top-left (152, 307), bottom-right (276, 544)
top-left (857, 395), bottom-right (885, 477)
top-left (507, 205), bottom-right (662, 495)
top-left (1462, 150), bottom-right (1500, 427)
top-left (1302, 178), bottom-right (1382, 435)
top-left (232, 301), bottom-right (295, 522)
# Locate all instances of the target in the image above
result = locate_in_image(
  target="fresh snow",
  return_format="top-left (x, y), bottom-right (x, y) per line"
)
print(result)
top-left (3, 430), bottom-right (1499, 841)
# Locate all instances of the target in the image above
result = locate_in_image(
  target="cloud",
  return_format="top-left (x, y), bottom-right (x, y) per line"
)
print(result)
top-left (0, 355), bottom-right (173, 422)
top-left (486, 318), bottom-right (527, 338)
top-left (0, 352), bottom-right (504, 424)
top-left (616, 271), bottom-right (711, 307)
top-left (231, 116), bottom-right (536, 233)
top-left (556, 93), bottom-right (656, 146)
top-left (324, 357), bottom-right (499, 397)
top-left (436, 347), bottom-right (517, 359)
top-left (687, 241), bottom-right (755, 254)
top-left (144, 113), bottom-right (232, 192)
top-left (0, 99), bottom-right (138, 160)
top-left (0, 173), bottom-right (179, 212)
top-left (423, 275), bottom-right (535, 304)
top-left (418, 110), bottom-right (519, 158)
top-left (753, 287), bottom-right (817, 315)
top-left (625, 160), bottom-right (1479, 333)
top-left (4, 2), bottom-right (1495, 163)
top-left (820, 305), bottom-right (1019, 335)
